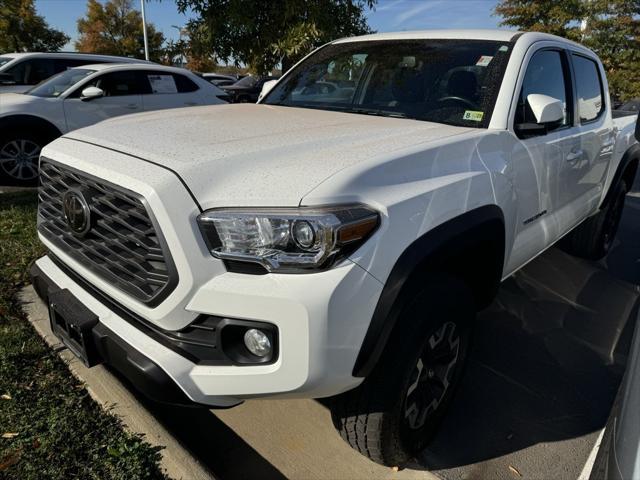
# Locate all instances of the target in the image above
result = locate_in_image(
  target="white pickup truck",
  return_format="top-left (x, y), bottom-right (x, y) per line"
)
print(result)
top-left (31, 30), bottom-right (639, 466)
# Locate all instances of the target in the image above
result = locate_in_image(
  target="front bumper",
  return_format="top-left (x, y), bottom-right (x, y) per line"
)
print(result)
top-left (32, 252), bottom-right (383, 406)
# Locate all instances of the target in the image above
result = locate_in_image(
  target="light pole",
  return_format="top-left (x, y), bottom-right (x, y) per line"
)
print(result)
top-left (140, 0), bottom-right (150, 61)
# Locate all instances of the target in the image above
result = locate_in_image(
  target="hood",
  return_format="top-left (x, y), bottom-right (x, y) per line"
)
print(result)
top-left (0, 92), bottom-right (40, 111)
top-left (66, 104), bottom-right (474, 208)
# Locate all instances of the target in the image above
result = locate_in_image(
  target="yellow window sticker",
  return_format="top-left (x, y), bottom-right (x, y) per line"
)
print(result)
top-left (463, 110), bottom-right (484, 122)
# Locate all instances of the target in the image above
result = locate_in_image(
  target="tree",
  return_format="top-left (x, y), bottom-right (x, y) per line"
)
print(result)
top-left (174, 0), bottom-right (377, 75)
top-left (0, 0), bottom-right (69, 53)
top-left (76, 0), bottom-right (165, 61)
top-left (581, 0), bottom-right (640, 101)
top-left (494, 0), bottom-right (640, 100)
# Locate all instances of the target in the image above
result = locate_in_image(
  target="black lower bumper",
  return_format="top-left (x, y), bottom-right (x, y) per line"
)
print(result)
top-left (30, 262), bottom-right (200, 407)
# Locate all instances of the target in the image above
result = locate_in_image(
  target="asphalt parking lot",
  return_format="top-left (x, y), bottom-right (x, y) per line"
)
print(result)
top-left (7, 180), bottom-right (640, 480)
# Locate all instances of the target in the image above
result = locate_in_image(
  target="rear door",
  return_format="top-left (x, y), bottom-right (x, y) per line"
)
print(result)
top-left (62, 70), bottom-right (144, 131)
top-left (565, 53), bottom-right (615, 214)
top-left (140, 70), bottom-right (204, 112)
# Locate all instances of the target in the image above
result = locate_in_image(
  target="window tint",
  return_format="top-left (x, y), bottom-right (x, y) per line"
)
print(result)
top-left (89, 70), bottom-right (144, 96)
top-left (572, 54), bottom-right (604, 123)
top-left (173, 74), bottom-right (199, 93)
top-left (5, 58), bottom-right (56, 85)
top-left (517, 50), bottom-right (571, 128)
top-left (140, 71), bottom-right (199, 94)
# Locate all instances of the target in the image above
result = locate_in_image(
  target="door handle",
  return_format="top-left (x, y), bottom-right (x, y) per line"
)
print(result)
top-left (125, 104), bottom-right (139, 110)
top-left (566, 149), bottom-right (584, 163)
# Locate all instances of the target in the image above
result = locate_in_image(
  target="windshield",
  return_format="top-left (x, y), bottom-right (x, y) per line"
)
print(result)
top-left (264, 39), bottom-right (513, 128)
top-left (27, 68), bottom-right (95, 98)
top-left (0, 56), bottom-right (14, 69)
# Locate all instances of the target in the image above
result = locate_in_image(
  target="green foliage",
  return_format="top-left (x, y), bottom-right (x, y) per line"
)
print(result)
top-left (76, 0), bottom-right (165, 61)
top-left (175, 0), bottom-right (377, 75)
top-left (0, 191), bottom-right (167, 480)
top-left (0, 0), bottom-right (69, 53)
top-left (494, 0), bottom-right (640, 100)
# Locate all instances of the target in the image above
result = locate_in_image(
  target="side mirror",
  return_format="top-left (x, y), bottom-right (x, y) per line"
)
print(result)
top-left (80, 86), bottom-right (104, 101)
top-left (258, 79), bottom-right (278, 102)
top-left (515, 94), bottom-right (565, 138)
top-left (0, 73), bottom-right (16, 85)
top-left (528, 94), bottom-right (564, 124)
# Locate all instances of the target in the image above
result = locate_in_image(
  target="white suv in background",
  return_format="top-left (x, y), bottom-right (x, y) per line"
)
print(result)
top-left (0, 63), bottom-right (227, 184)
top-left (0, 52), bottom-right (151, 94)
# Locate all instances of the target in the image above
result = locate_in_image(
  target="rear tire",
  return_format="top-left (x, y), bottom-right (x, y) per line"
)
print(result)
top-left (0, 130), bottom-right (50, 186)
top-left (560, 180), bottom-right (628, 260)
top-left (330, 276), bottom-right (474, 467)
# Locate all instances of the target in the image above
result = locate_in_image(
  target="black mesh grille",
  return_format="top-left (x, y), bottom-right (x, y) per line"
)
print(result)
top-left (38, 159), bottom-right (177, 305)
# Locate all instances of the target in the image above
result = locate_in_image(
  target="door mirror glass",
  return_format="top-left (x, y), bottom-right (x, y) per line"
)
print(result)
top-left (527, 94), bottom-right (564, 124)
top-left (258, 79), bottom-right (278, 102)
top-left (80, 86), bottom-right (104, 101)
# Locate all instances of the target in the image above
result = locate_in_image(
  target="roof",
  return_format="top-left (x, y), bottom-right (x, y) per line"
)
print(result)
top-left (73, 63), bottom-right (192, 74)
top-left (333, 29), bottom-right (521, 44)
top-left (0, 52), bottom-right (152, 63)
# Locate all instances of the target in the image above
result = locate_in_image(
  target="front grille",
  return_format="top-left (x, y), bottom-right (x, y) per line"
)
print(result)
top-left (38, 159), bottom-right (177, 306)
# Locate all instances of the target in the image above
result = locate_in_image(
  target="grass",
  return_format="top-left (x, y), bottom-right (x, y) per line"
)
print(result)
top-left (0, 191), bottom-right (168, 480)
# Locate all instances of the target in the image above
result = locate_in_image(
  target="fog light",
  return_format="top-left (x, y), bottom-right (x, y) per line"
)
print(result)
top-left (243, 328), bottom-right (272, 357)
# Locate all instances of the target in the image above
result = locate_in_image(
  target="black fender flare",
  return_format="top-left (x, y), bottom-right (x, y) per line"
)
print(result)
top-left (352, 204), bottom-right (505, 378)
top-left (0, 115), bottom-right (62, 142)
top-left (601, 143), bottom-right (640, 208)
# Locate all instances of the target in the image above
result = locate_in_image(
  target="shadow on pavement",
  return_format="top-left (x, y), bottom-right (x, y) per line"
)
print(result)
top-left (417, 195), bottom-right (640, 479)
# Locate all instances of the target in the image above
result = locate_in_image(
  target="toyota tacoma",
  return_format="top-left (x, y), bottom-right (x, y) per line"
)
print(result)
top-left (30, 30), bottom-right (639, 466)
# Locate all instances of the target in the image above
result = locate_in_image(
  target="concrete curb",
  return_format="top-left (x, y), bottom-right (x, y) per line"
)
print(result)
top-left (19, 285), bottom-right (215, 480)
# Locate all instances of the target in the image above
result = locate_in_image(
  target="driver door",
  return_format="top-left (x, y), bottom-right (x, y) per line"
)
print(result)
top-left (505, 48), bottom-right (579, 274)
top-left (62, 70), bottom-right (144, 131)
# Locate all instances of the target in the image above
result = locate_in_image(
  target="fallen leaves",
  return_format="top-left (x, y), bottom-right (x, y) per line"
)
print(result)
top-left (509, 465), bottom-right (523, 477)
top-left (0, 449), bottom-right (22, 471)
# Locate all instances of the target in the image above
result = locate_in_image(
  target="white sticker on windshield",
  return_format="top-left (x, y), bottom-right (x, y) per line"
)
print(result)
top-left (476, 55), bottom-right (493, 67)
top-left (463, 110), bottom-right (484, 122)
top-left (148, 75), bottom-right (177, 94)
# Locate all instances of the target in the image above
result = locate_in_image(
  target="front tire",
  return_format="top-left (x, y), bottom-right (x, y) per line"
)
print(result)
top-left (330, 276), bottom-right (474, 466)
top-left (0, 131), bottom-right (48, 185)
top-left (560, 180), bottom-right (628, 260)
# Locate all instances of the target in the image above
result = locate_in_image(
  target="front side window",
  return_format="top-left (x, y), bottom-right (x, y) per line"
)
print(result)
top-left (86, 70), bottom-right (144, 96)
top-left (572, 54), bottom-right (604, 123)
top-left (264, 39), bottom-right (513, 128)
top-left (516, 50), bottom-right (571, 128)
top-left (27, 68), bottom-right (95, 98)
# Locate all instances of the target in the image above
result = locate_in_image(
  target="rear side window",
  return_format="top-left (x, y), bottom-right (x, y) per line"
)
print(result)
top-left (572, 54), bottom-right (604, 123)
top-left (139, 71), bottom-right (199, 94)
top-left (516, 50), bottom-right (572, 128)
top-left (173, 74), bottom-right (199, 93)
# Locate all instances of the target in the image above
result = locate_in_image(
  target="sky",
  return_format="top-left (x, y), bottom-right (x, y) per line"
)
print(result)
top-left (34, 0), bottom-right (503, 52)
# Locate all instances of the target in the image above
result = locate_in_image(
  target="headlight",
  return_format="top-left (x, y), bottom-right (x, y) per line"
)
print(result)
top-left (197, 205), bottom-right (379, 272)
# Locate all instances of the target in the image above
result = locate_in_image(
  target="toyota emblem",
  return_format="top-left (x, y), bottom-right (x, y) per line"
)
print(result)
top-left (62, 190), bottom-right (91, 236)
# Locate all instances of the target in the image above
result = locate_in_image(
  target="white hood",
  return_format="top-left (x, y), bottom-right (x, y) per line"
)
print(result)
top-left (66, 103), bottom-right (474, 208)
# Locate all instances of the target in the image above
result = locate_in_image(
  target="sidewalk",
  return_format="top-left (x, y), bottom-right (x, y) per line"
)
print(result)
top-left (19, 286), bottom-right (215, 480)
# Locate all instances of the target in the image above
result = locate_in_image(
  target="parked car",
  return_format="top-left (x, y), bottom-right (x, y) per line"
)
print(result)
top-left (222, 74), bottom-right (280, 102)
top-left (617, 99), bottom-right (640, 113)
top-left (0, 63), bottom-right (226, 184)
top-left (30, 30), bottom-right (639, 467)
top-left (201, 73), bottom-right (238, 87)
top-left (0, 52), bottom-right (153, 94)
